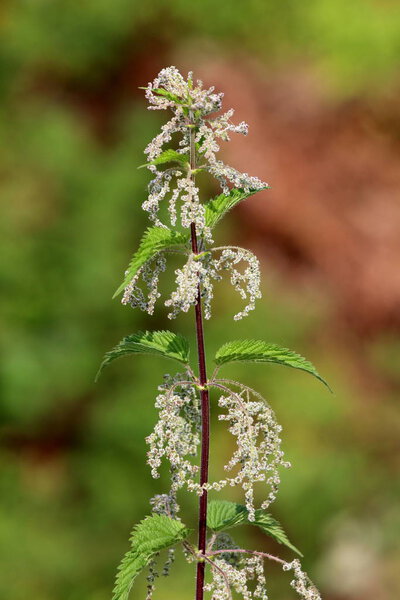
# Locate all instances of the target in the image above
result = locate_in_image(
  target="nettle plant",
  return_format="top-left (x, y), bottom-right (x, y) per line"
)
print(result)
top-left (97, 67), bottom-right (330, 600)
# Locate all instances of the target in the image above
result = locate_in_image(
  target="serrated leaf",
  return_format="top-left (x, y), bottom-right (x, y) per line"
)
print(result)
top-left (252, 510), bottom-right (302, 556)
top-left (204, 187), bottom-right (269, 230)
top-left (207, 500), bottom-right (248, 531)
top-left (96, 330), bottom-right (190, 380)
top-left (214, 340), bottom-right (331, 390)
top-left (113, 227), bottom-right (189, 298)
top-left (113, 514), bottom-right (189, 600)
top-left (207, 501), bottom-right (302, 556)
top-left (139, 149), bottom-right (189, 169)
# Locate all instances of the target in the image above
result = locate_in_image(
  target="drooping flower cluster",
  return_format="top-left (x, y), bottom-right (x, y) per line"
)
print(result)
top-left (282, 560), bottom-right (322, 600)
top-left (121, 254), bottom-right (166, 314)
top-left (142, 66), bottom-right (266, 235)
top-left (121, 66), bottom-right (267, 322)
top-left (164, 247), bottom-right (261, 321)
top-left (203, 385), bottom-right (290, 521)
top-left (146, 376), bottom-right (289, 519)
top-left (165, 254), bottom-right (206, 319)
top-left (146, 373), bottom-right (201, 498)
top-left (207, 247), bottom-right (262, 321)
top-left (203, 546), bottom-right (322, 600)
top-left (205, 535), bottom-right (268, 600)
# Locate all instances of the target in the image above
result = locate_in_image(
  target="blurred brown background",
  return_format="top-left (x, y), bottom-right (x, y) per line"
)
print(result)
top-left (1, 2), bottom-right (399, 599)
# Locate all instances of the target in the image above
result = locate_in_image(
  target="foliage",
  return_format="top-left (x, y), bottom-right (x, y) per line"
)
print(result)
top-left (96, 330), bottom-right (191, 380)
top-left (204, 188), bottom-right (268, 230)
top-left (1, 2), bottom-right (398, 600)
top-left (139, 149), bottom-right (189, 169)
top-left (215, 339), bottom-right (331, 389)
top-left (113, 227), bottom-right (189, 298)
top-left (207, 500), bottom-right (302, 555)
top-left (113, 515), bottom-right (189, 600)
top-left (103, 66), bottom-right (327, 600)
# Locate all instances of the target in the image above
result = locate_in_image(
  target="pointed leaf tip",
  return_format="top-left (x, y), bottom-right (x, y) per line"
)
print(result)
top-left (204, 187), bottom-right (269, 230)
top-left (214, 339), bottom-right (331, 391)
top-left (207, 500), bottom-right (302, 556)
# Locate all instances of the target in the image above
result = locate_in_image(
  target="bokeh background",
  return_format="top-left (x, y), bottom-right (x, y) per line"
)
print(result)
top-left (1, 2), bottom-right (400, 599)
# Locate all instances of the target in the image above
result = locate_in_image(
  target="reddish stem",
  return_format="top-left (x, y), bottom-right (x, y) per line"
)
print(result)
top-left (191, 222), bottom-right (211, 600)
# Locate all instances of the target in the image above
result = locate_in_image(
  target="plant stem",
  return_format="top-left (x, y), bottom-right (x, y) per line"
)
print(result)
top-left (189, 110), bottom-right (210, 600)
top-left (206, 548), bottom-right (286, 566)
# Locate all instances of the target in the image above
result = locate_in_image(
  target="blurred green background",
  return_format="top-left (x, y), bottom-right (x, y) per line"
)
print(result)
top-left (1, 1), bottom-right (400, 599)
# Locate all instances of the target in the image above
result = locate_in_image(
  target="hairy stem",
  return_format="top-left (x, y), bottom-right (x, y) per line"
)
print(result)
top-left (188, 111), bottom-right (211, 600)
top-left (206, 548), bottom-right (286, 566)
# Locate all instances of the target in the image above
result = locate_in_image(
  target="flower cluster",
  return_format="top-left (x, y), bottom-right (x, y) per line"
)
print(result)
top-left (282, 560), bottom-right (322, 600)
top-left (205, 537), bottom-right (268, 600)
top-left (121, 254), bottom-right (166, 314)
top-left (208, 247), bottom-right (262, 320)
top-left (146, 373), bottom-right (201, 498)
top-left (165, 254), bottom-right (206, 319)
top-left (203, 384), bottom-right (290, 520)
top-left (164, 247), bottom-right (261, 321)
top-left (203, 548), bottom-right (322, 600)
top-left (141, 66), bottom-right (267, 235)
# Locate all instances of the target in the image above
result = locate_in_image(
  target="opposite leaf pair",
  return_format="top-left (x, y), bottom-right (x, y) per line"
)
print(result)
top-left (97, 329), bottom-right (330, 391)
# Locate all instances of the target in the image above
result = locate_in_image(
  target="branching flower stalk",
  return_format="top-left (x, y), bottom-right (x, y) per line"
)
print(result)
top-left (97, 66), bottom-right (331, 600)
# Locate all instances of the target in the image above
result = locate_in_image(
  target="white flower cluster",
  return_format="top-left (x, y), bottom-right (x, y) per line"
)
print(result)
top-left (141, 66), bottom-right (267, 236)
top-left (146, 374), bottom-right (201, 496)
top-left (121, 254), bottom-right (166, 314)
top-left (203, 546), bottom-right (322, 600)
top-left (165, 254), bottom-right (207, 319)
top-left (208, 247), bottom-right (262, 320)
top-left (282, 560), bottom-right (322, 600)
top-left (145, 66), bottom-right (223, 115)
top-left (143, 168), bottom-right (183, 229)
top-left (202, 385), bottom-right (290, 520)
top-left (196, 118), bottom-right (265, 194)
top-left (205, 538), bottom-right (268, 600)
top-left (165, 247), bottom-right (261, 321)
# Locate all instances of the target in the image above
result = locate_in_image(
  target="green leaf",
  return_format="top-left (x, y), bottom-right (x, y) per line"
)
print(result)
top-left (207, 501), bottom-right (302, 556)
top-left (214, 340), bottom-right (331, 390)
top-left (113, 514), bottom-right (190, 600)
top-left (204, 187), bottom-right (269, 229)
top-left (138, 149), bottom-right (189, 169)
top-left (152, 87), bottom-right (185, 103)
top-left (113, 227), bottom-right (189, 299)
top-left (207, 500), bottom-right (248, 531)
top-left (251, 510), bottom-right (302, 556)
top-left (96, 330), bottom-right (190, 380)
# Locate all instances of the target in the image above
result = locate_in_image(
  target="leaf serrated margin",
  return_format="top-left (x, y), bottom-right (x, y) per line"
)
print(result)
top-left (204, 187), bottom-right (269, 230)
top-left (112, 515), bottom-right (190, 600)
top-left (113, 227), bottom-right (189, 299)
top-left (96, 330), bottom-right (190, 380)
top-left (214, 339), bottom-right (331, 390)
top-left (207, 500), bottom-right (302, 556)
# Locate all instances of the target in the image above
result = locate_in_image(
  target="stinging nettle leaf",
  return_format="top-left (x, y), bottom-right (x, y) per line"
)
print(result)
top-left (207, 500), bottom-right (302, 556)
top-left (204, 187), bottom-right (269, 230)
top-left (138, 148), bottom-right (189, 169)
top-left (214, 340), bottom-right (331, 390)
top-left (96, 330), bottom-right (190, 380)
top-left (112, 514), bottom-right (190, 600)
top-left (207, 500), bottom-right (248, 531)
top-left (113, 227), bottom-right (189, 299)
